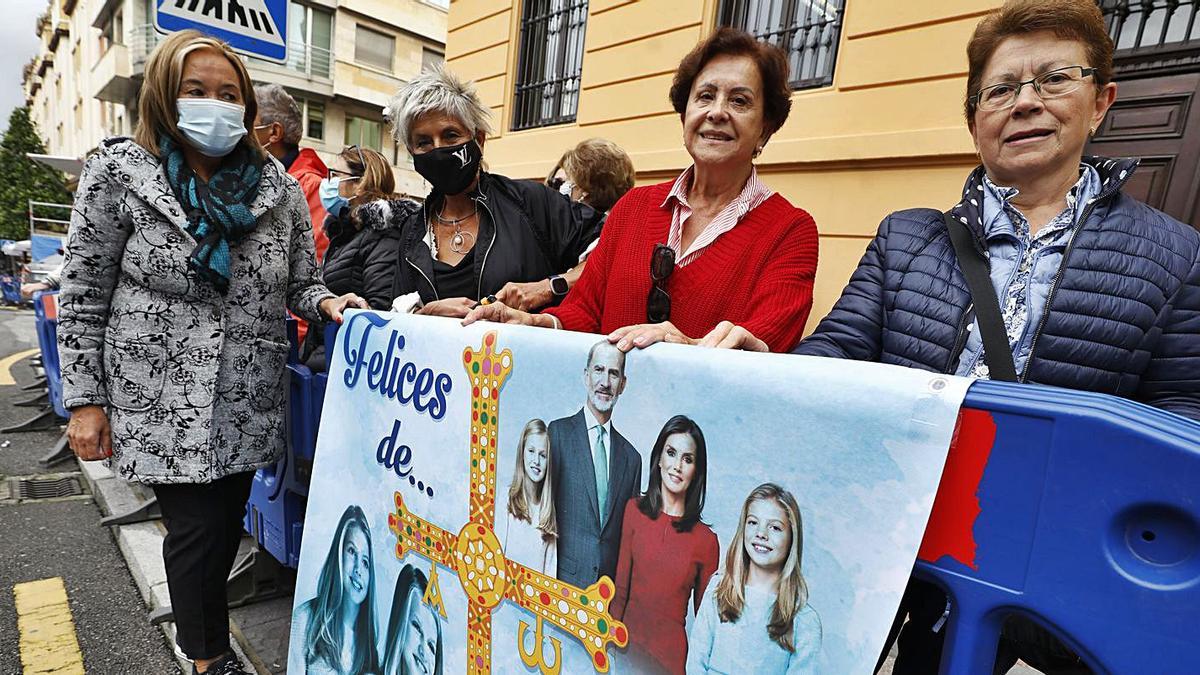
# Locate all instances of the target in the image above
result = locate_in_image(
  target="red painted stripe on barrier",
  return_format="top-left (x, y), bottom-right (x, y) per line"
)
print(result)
top-left (917, 408), bottom-right (997, 569)
top-left (41, 294), bottom-right (57, 321)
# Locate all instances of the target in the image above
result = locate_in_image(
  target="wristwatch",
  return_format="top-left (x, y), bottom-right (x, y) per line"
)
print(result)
top-left (549, 274), bottom-right (569, 297)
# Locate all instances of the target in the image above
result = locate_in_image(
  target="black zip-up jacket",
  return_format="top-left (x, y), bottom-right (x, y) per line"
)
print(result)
top-left (303, 197), bottom-right (420, 367)
top-left (321, 198), bottom-right (420, 309)
top-left (365, 172), bottom-right (602, 305)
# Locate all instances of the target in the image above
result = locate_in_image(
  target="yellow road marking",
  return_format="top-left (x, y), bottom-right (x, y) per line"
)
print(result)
top-left (0, 348), bottom-right (39, 386)
top-left (14, 577), bottom-right (86, 675)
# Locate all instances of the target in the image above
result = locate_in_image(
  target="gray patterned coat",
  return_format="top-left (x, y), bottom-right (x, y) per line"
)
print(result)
top-left (57, 138), bottom-right (334, 484)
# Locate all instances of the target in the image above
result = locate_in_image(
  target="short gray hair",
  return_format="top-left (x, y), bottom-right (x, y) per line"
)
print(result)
top-left (387, 66), bottom-right (492, 151)
top-left (253, 83), bottom-right (302, 146)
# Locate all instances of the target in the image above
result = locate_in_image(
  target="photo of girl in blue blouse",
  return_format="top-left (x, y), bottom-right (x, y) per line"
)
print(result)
top-left (289, 504), bottom-right (381, 674)
top-left (686, 483), bottom-right (822, 674)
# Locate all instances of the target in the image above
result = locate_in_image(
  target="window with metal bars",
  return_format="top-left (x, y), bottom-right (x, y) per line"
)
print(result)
top-left (1100, 0), bottom-right (1200, 51)
top-left (511, 0), bottom-right (589, 131)
top-left (719, 0), bottom-right (846, 90)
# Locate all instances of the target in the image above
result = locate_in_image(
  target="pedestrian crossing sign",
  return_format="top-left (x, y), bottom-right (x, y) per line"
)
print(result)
top-left (155, 0), bottom-right (289, 64)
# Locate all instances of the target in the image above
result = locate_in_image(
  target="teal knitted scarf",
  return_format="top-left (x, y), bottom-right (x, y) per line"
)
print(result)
top-left (159, 134), bottom-right (264, 293)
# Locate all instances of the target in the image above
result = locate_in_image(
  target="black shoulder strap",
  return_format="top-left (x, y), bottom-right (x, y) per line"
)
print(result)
top-left (943, 212), bottom-right (1019, 382)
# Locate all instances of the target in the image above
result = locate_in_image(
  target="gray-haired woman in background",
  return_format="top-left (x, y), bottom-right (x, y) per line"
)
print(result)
top-left (364, 67), bottom-right (602, 317)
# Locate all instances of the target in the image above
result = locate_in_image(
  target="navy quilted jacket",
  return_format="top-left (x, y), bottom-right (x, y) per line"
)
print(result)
top-left (794, 157), bottom-right (1200, 421)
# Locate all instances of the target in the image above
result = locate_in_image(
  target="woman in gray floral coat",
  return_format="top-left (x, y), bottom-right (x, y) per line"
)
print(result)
top-left (58, 30), bottom-right (364, 675)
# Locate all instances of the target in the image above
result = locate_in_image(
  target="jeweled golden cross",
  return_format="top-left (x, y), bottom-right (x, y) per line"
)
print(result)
top-left (388, 332), bottom-right (628, 674)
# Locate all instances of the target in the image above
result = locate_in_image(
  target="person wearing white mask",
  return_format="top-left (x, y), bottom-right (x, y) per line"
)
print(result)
top-left (56, 30), bottom-right (365, 675)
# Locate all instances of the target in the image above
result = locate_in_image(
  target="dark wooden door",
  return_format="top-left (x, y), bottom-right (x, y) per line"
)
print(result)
top-left (1086, 72), bottom-right (1200, 229)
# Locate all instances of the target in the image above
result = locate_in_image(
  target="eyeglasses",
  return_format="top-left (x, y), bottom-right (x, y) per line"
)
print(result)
top-left (646, 244), bottom-right (675, 323)
top-left (547, 176), bottom-right (566, 192)
top-left (970, 65), bottom-right (1098, 112)
top-left (328, 145), bottom-right (368, 181)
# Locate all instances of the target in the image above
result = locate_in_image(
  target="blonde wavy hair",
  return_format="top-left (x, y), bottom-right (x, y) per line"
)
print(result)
top-left (134, 29), bottom-right (262, 159)
top-left (715, 483), bottom-right (809, 653)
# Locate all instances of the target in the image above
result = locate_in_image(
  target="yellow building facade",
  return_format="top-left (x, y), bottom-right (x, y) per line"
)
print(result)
top-left (445, 0), bottom-right (1004, 333)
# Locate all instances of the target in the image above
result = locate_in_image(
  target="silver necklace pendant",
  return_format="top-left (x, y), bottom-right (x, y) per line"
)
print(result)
top-left (450, 229), bottom-right (475, 254)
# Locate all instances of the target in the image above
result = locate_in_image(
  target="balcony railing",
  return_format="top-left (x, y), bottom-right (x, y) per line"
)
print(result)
top-left (129, 25), bottom-right (332, 81)
top-left (1100, 0), bottom-right (1200, 51)
top-left (128, 24), bottom-right (160, 67)
top-left (253, 41), bottom-right (334, 80)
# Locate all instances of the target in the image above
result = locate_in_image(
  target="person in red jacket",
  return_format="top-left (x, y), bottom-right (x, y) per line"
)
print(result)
top-left (254, 84), bottom-right (330, 343)
top-left (463, 28), bottom-right (818, 352)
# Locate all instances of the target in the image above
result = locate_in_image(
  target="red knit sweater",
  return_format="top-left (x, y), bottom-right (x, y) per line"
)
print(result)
top-left (547, 180), bottom-right (818, 352)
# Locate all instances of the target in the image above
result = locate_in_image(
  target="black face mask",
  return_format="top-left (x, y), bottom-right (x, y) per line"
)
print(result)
top-left (413, 140), bottom-right (482, 195)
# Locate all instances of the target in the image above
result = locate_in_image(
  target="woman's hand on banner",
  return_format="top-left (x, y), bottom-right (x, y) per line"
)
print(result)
top-left (495, 280), bottom-right (553, 312)
top-left (320, 293), bottom-right (369, 324)
top-left (698, 321), bottom-right (770, 352)
top-left (462, 301), bottom-right (541, 327)
top-left (417, 297), bottom-right (476, 318)
top-left (67, 405), bottom-right (113, 461)
top-left (608, 321), bottom-right (696, 352)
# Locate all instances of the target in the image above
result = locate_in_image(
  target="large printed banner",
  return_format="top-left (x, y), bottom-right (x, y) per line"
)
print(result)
top-left (289, 312), bottom-right (970, 674)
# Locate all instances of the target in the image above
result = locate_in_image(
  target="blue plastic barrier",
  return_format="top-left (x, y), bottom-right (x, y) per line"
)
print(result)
top-left (1, 276), bottom-right (22, 305)
top-left (243, 318), bottom-right (317, 568)
top-left (918, 380), bottom-right (1200, 674)
top-left (32, 291), bottom-right (68, 419)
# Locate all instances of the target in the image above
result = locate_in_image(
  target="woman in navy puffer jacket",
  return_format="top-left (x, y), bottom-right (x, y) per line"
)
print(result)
top-left (700, 1), bottom-right (1199, 672)
top-left (706, 0), bottom-right (1199, 422)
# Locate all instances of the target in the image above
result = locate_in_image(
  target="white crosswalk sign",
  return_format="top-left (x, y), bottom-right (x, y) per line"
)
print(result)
top-left (155, 0), bottom-right (288, 63)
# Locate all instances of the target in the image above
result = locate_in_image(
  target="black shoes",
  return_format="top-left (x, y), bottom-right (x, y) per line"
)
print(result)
top-left (192, 653), bottom-right (251, 675)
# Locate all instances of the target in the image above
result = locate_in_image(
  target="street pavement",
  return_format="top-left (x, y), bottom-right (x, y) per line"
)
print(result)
top-left (0, 307), bottom-right (181, 674)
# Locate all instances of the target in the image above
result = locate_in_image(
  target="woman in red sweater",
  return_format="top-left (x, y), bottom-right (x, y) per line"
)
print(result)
top-left (612, 415), bottom-right (718, 674)
top-left (463, 28), bottom-right (818, 353)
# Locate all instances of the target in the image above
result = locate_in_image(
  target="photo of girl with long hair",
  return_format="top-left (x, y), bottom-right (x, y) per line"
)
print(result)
top-left (381, 564), bottom-right (443, 675)
top-left (687, 483), bottom-right (821, 674)
top-left (501, 419), bottom-right (557, 574)
top-left (612, 415), bottom-right (719, 674)
top-left (289, 505), bottom-right (381, 674)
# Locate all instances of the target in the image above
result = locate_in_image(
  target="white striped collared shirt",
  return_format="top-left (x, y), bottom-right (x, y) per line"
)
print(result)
top-left (661, 165), bottom-right (775, 267)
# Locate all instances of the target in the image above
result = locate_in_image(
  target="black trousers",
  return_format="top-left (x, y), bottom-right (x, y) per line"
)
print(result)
top-left (152, 471), bottom-right (254, 660)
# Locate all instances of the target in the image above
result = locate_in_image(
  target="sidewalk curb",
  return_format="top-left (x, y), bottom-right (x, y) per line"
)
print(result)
top-left (76, 457), bottom-right (262, 674)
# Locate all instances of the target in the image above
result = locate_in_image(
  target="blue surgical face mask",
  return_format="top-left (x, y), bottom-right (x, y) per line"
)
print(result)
top-left (176, 98), bottom-right (248, 158)
top-left (319, 177), bottom-right (351, 217)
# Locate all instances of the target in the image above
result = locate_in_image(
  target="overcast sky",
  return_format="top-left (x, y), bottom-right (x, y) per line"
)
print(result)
top-left (1, 1), bottom-right (53, 136)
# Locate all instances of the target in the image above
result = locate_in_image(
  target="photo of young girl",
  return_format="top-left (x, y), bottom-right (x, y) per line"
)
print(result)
top-left (612, 415), bottom-right (720, 674)
top-left (686, 483), bottom-right (822, 674)
top-left (381, 563), bottom-right (443, 675)
top-left (500, 418), bottom-right (557, 574)
top-left (290, 504), bottom-right (381, 674)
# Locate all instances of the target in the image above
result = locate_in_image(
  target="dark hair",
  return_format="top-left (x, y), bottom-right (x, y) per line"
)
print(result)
top-left (382, 564), bottom-right (444, 675)
top-left (965, 0), bottom-right (1114, 120)
top-left (638, 415), bottom-right (708, 532)
top-left (669, 27), bottom-right (793, 139)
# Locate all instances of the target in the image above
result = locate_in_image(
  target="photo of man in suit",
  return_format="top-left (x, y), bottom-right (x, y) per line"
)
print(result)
top-left (549, 340), bottom-right (642, 588)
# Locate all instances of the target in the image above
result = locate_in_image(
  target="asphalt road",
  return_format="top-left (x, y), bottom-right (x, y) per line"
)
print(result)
top-left (0, 307), bottom-right (181, 674)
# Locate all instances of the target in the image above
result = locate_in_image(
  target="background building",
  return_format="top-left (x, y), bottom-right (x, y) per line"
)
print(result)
top-left (22, 0), bottom-right (447, 196)
top-left (443, 0), bottom-right (1200, 333)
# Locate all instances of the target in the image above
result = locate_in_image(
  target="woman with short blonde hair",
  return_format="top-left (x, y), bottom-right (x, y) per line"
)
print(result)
top-left (58, 29), bottom-right (363, 675)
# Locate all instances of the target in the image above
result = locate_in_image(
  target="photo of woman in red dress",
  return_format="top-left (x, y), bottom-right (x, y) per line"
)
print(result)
top-left (611, 415), bottom-right (720, 673)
